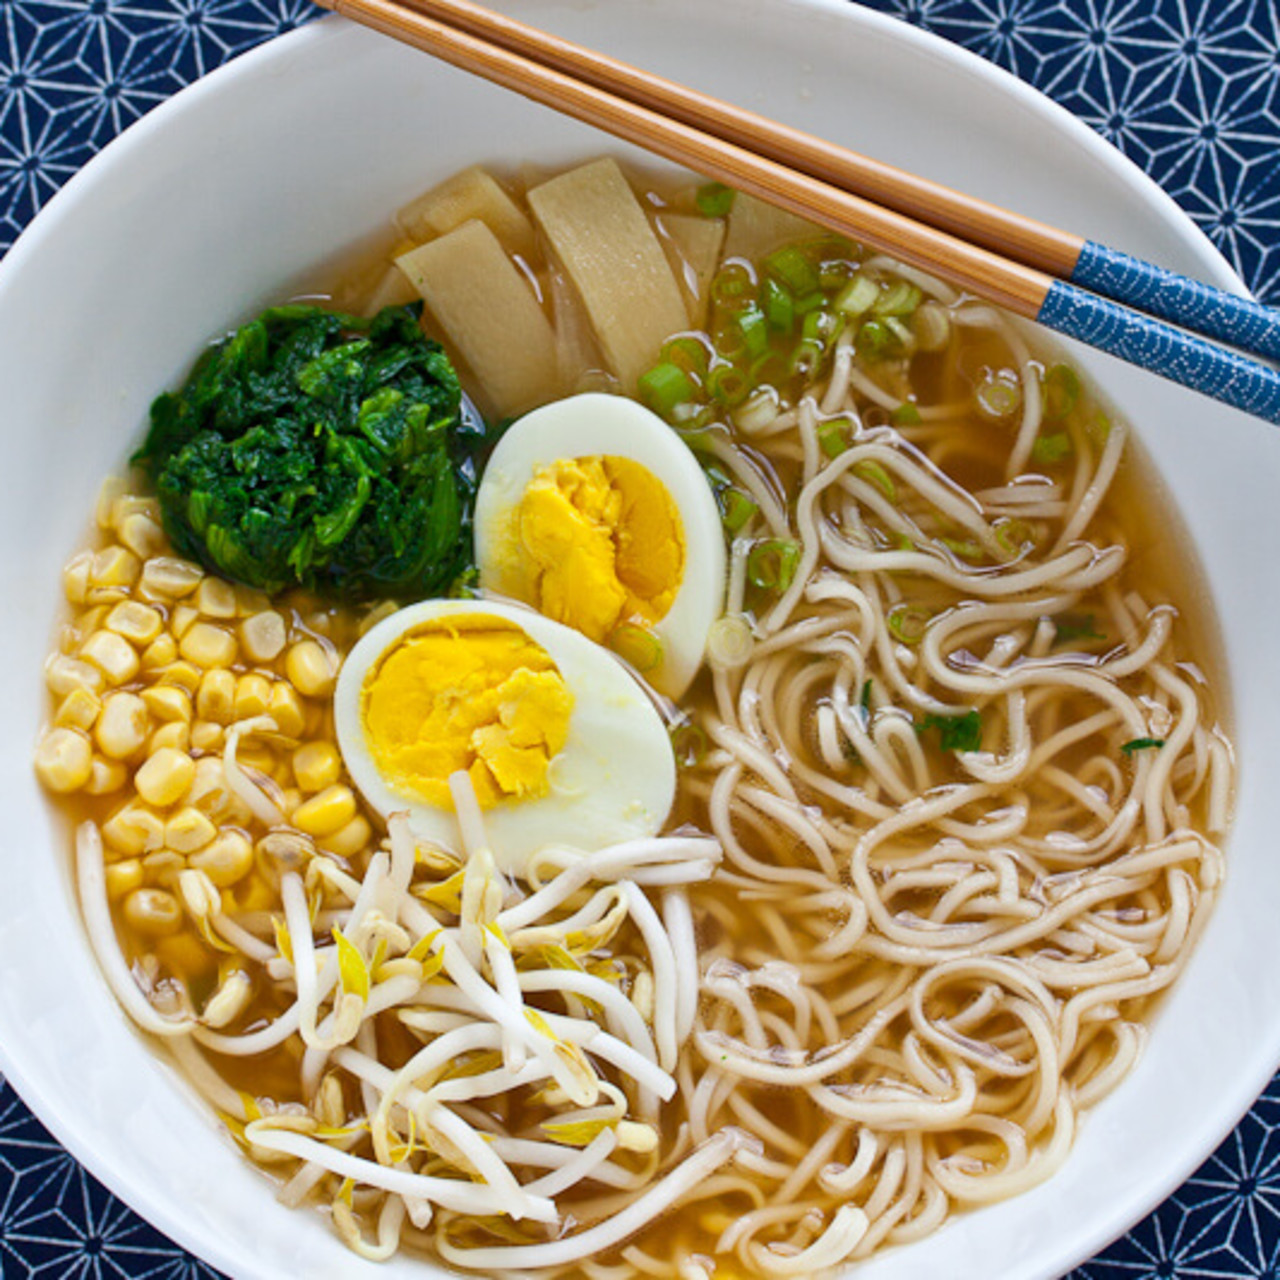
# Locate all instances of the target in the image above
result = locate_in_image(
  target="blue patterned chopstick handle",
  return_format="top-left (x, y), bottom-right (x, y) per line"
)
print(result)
top-left (1072, 241), bottom-right (1280, 361)
top-left (1038, 279), bottom-right (1280, 424)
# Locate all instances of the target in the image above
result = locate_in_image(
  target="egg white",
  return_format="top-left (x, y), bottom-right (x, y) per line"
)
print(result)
top-left (333, 598), bottom-right (676, 874)
top-left (473, 392), bottom-right (726, 700)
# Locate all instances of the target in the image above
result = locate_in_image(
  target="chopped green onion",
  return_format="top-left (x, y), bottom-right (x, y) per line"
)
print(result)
top-left (856, 318), bottom-right (905, 359)
top-left (762, 244), bottom-right (819, 295)
top-left (747, 538), bottom-right (802, 591)
top-left (608, 622), bottom-right (664, 673)
top-left (1043, 363), bottom-right (1081, 419)
top-left (891, 402), bottom-right (922, 426)
top-left (793, 290), bottom-right (827, 316)
top-left (911, 300), bottom-right (952, 352)
top-left (670, 719), bottom-right (708, 768)
top-left (707, 614), bottom-right (754, 667)
top-left (887, 602), bottom-right (931, 643)
top-left (892, 532), bottom-right (915, 551)
top-left (702, 462), bottom-right (734, 493)
top-left (711, 262), bottom-right (753, 310)
top-left (711, 319), bottom-right (748, 363)
top-left (818, 421), bottom-right (849, 458)
top-left (789, 338), bottom-right (825, 381)
top-left (872, 281), bottom-right (922, 317)
top-left (920, 710), bottom-right (983, 753)
top-left (448, 568), bottom-right (480, 599)
top-left (720, 487), bottom-right (758, 535)
top-left (660, 335), bottom-right (710, 378)
top-left (735, 303), bottom-right (770, 358)
top-left (975, 372), bottom-right (1023, 420)
top-left (801, 308), bottom-right (839, 346)
top-left (1031, 431), bottom-right (1072, 465)
top-left (882, 316), bottom-right (916, 354)
top-left (707, 363), bottom-right (750, 407)
top-left (638, 362), bottom-right (698, 419)
top-left (835, 274), bottom-right (879, 317)
top-left (1054, 613), bottom-right (1105, 643)
top-left (747, 350), bottom-right (788, 388)
top-left (761, 278), bottom-right (795, 332)
top-left (860, 678), bottom-right (873, 715)
top-left (695, 182), bottom-right (736, 218)
top-left (1121, 737), bottom-right (1165, 755)
top-left (853, 459), bottom-right (896, 501)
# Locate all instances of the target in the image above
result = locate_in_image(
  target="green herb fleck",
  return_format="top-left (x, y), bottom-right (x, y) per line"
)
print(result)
top-left (920, 710), bottom-right (983, 753)
top-left (1121, 737), bottom-right (1165, 755)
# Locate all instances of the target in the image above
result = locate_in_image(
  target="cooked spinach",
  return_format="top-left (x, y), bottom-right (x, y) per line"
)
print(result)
top-left (135, 302), bottom-right (483, 601)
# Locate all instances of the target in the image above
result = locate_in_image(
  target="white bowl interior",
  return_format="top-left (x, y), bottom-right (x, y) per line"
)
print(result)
top-left (2, 4), bottom-right (1277, 1277)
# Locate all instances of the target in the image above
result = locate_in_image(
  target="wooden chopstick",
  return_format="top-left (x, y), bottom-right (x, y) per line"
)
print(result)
top-left (388, 0), bottom-right (1280, 369)
top-left (313, 0), bottom-right (1280, 424)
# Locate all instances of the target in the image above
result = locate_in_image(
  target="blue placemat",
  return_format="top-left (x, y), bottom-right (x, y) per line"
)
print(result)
top-left (3, 1), bottom-right (1279, 1276)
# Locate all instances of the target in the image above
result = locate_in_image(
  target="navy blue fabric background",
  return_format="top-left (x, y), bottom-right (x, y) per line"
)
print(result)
top-left (3, 0), bottom-right (1279, 1274)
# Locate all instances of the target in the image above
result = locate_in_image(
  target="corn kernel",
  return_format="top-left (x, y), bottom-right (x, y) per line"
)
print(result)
top-left (319, 814), bottom-right (373, 859)
top-left (102, 802), bottom-right (165, 856)
top-left (33, 727), bottom-right (94, 792)
top-left (63, 551), bottom-right (93, 605)
top-left (54, 687), bottom-right (101, 732)
top-left (190, 831), bottom-right (254, 887)
top-left (140, 633), bottom-right (178, 670)
top-left (110, 493), bottom-right (160, 528)
top-left (285, 639), bottom-right (338, 698)
top-left (118, 512), bottom-right (167, 561)
top-left (278, 787), bottom-right (304, 818)
top-left (186, 757), bottom-right (250, 823)
top-left (46, 653), bottom-right (105, 698)
top-left (292, 741), bottom-right (342, 793)
top-left (80, 628), bottom-right (141, 686)
top-left (95, 691), bottom-right (150, 759)
top-left (181, 622), bottom-right (237, 670)
top-left (85, 756), bottom-right (128, 795)
top-left (104, 858), bottom-right (144, 900)
top-left (190, 720), bottom-right (224, 753)
top-left (135, 747), bottom-right (196, 807)
top-left (234, 584), bottom-right (273, 617)
top-left (91, 545), bottom-right (140, 590)
top-left (105, 600), bottom-right (163, 647)
top-left (236, 743), bottom-right (277, 775)
top-left (166, 806), bottom-right (217, 853)
top-left (240, 610), bottom-right (287, 664)
top-left (292, 784), bottom-right (356, 837)
top-left (196, 577), bottom-right (238, 619)
top-left (171, 604), bottom-right (199, 640)
top-left (142, 849), bottom-right (185, 884)
top-left (142, 685), bottom-right (192, 724)
top-left (268, 683), bottom-right (307, 738)
top-left (122, 887), bottom-right (183, 937)
top-left (140, 556), bottom-right (202, 599)
top-left (233, 673), bottom-right (273, 721)
top-left (196, 668), bottom-right (237, 724)
top-left (157, 660), bottom-right (202, 692)
top-left (148, 721), bottom-right (190, 754)
top-left (96, 477), bottom-right (130, 528)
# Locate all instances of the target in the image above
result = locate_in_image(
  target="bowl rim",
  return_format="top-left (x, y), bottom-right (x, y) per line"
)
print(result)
top-left (0, 4), bottom-right (1266, 1277)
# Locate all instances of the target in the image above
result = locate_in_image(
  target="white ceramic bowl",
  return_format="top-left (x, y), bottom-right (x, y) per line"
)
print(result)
top-left (2, 3), bottom-right (1277, 1277)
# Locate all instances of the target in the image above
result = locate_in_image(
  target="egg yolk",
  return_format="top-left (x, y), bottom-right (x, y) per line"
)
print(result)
top-left (510, 456), bottom-right (685, 645)
top-left (359, 614), bottom-right (574, 810)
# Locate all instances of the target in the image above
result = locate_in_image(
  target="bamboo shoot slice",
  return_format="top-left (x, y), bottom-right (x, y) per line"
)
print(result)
top-left (396, 220), bottom-right (558, 418)
top-left (528, 159), bottom-right (688, 391)
top-left (658, 213), bottom-right (726, 328)
top-left (397, 167), bottom-right (537, 258)
top-left (722, 193), bottom-right (822, 262)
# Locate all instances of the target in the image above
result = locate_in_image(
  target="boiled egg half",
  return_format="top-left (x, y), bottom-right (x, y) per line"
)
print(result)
top-left (474, 393), bottom-right (725, 699)
top-left (334, 598), bottom-right (676, 873)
